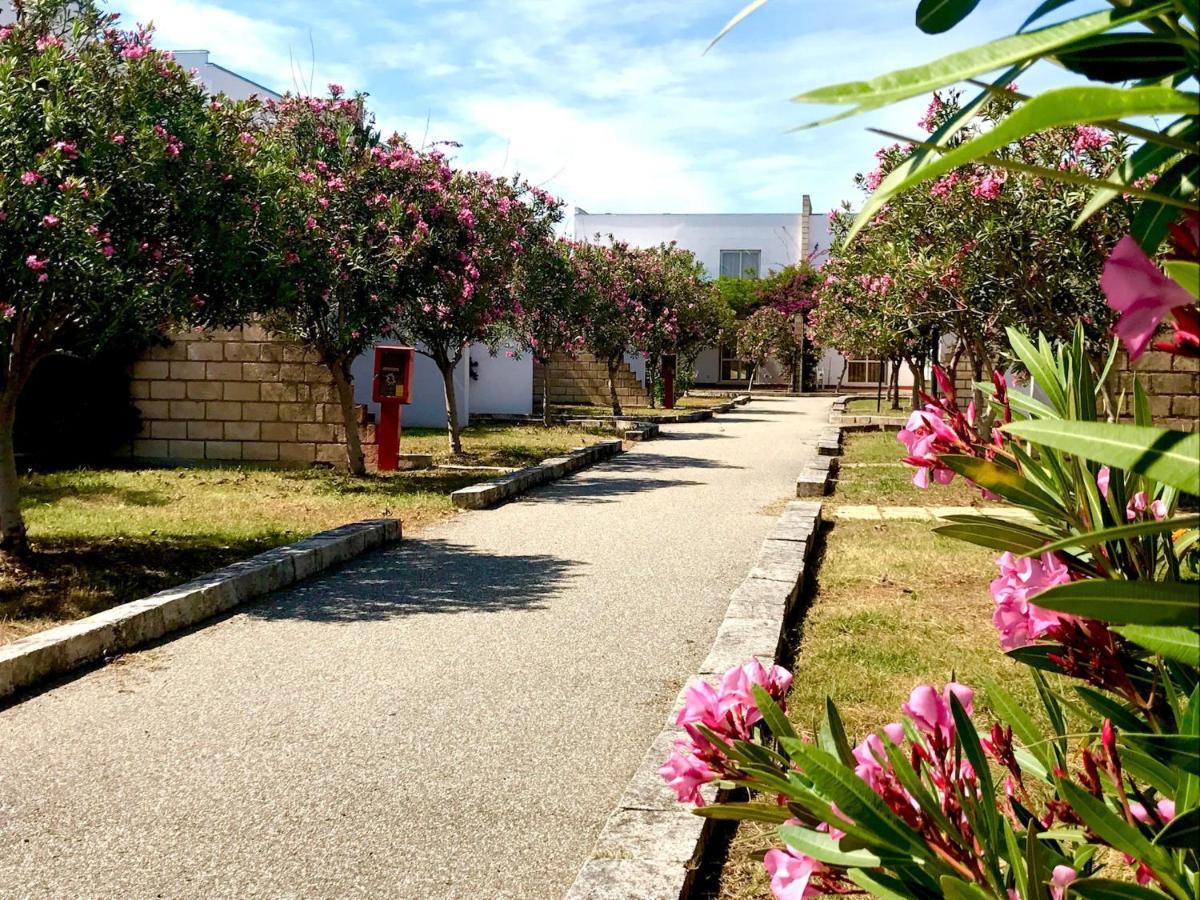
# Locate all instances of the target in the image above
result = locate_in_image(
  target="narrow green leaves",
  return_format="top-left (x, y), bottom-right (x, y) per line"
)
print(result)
top-left (915, 0), bottom-right (983, 34)
top-left (1031, 578), bottom-right (1199, 627)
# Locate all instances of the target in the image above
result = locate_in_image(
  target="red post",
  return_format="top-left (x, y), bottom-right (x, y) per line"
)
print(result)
top-left (662, 354), bottom-right (677, 410)
top-left (377, 403), bottom-right (401, 472)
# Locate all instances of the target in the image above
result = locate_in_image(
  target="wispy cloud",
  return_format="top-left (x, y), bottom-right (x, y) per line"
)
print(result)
top-left (112, 0), bottom-right (1074, 216)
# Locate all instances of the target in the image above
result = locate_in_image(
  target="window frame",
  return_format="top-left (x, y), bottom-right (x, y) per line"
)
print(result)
top-left (719, 249), bottom-right (761, 280)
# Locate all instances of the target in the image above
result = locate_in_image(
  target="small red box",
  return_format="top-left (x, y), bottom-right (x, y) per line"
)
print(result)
top-left (372, 345), bottom-right (414, 405)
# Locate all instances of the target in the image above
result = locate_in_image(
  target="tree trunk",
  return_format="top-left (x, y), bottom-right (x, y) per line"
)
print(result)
top-left (328, 360), bottom-right (366, 476)
top-left (889, 360), bottom-right (901, 410)
top-left (747, 363), bottom-right (756, 393)
top-left (438, 357), bottom-right (464, 454)
top-left (541, 359), bottom-right (552, 427)
top-left (0, 391), bottom-right (28, 557)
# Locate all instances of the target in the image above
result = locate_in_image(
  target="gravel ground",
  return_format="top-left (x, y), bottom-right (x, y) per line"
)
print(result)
top-left (0, 395), bottom-right (830, 899)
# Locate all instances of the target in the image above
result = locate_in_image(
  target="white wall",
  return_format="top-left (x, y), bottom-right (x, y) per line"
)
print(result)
top-left (469, 343), bottom-right (533, 416)
top-left (351, 345), bottom-right (470, 430)
top-left (574, 212), bottom-right (806, 277)
top-left (173, 50), bottom-right (282, 102)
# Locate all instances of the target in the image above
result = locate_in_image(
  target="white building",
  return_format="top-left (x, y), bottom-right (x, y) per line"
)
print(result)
top-left (173, 50), bottom-right (281, 102)
top-left (574, 198), bottom-right (919, 391)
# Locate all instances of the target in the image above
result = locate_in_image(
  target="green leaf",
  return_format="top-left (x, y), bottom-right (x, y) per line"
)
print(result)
top-left (1028, 515), bottom-right (1199, 556)
top-left (1020, 0), bottom-right (1080, 31)
top-left (856, 85), bottom-right (1197, 211)
top-left (1031, 578), bottom-right (1199, 627)
top-left (846, 868), bottom-right (921, 900)
top-left (939, 876), bottom-right (992, 899)
top-left (1007, 327), bottom-right (1066, 414)
top-left (938, 455), bottom-right (1064, 515)
top-left (1130, 156), bottom-right (1200, 253)
top-left (1054, 34), bottom-right (1193, 82)
top-left (1114, 625), bottom-right (1200, 666)
top-left (1154, 805), bottom-right (1198, 848)
top-left (794, 6), bottom-right (1173, 111)
top-left (777, 825), bottom-right (884, 866)
top-left (933, 517), bottom-right (1054, 553)
top-left (820, 697), bottom-right (856, 768)
top-left (1164, 259), bottom-right (1199, 300)
top-left (751, 684), bottom-right (797, 742)
top-left (1123, 734), bottom-right (1200, 775)
top-left (984, 677), bottom-right (1056, 771)
top-left (1073, 686), bottom-right (1147, 734)
top-left (1075, 117), bottom-right (1196, 226)
top-left (916, 0), bottom-right (982, 34)
top-left (1069, 879), bottom-right (1175, 899)
top-left (1057, 780), bottom-right (1168, 867)
top-left (1002, 420), bottom-right (1200, 495)
top-left (705, 0), bottom-right (769, 53)
top-left (693, 801), bottom-right (794, 823)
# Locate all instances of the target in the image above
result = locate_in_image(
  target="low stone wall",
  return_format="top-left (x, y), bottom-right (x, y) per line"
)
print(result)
top-left (533, 351), bottom-right (647, 409)
top-left (126, 326), bottom-right (368, 468)
top-left (1111, 347), bottom-right (1198, 432)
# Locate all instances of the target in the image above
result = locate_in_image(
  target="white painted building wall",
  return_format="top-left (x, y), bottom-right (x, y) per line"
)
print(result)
top-left (173, 50), bottom-right (282, 102)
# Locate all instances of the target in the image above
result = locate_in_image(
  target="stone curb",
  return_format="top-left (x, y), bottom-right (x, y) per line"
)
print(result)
top-left (0, 518), bottom-right (403, 703)
top-left (565, 497), bottom-right (822, 900)
top-left (796, 453), bottom-right (838, 498)
top-left (816, 425), bottom-right (843, 456)
top-left (829, 394), bottom-right (906, 430)
top-left (450, 439), bottom-right (623, 510)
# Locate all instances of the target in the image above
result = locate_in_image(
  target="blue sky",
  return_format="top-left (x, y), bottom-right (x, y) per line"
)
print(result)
top-left (111, 1), bottom-right (1078, 218)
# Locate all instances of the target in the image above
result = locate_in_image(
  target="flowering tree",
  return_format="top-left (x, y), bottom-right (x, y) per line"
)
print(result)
top-left (252, 89), bottom-right (437, 475)
top-left (735, 307), bottom-right (800, 392)
top-left (576, 239), bottom-right (648, 416)
top-left (509, 237), bottom-right (589, 425)
top-left (814, 89), bottom-right (1130, 414)
top-left (393, 176), bottom-right (561, 453)
top-left (0, 1), bottom-right (268, 554)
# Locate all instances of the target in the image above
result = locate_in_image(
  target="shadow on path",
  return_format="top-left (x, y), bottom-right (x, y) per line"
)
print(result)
top-left (245, 539), bottom-right (583, 623)
top-left (531, 451), bottom-right (740, 505)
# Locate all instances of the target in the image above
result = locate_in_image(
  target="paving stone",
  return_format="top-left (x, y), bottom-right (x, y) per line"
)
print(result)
top-left (593, 808), bottom-right (705, 867)
top-left (724, 578), bottom-right (794, 620)
top-left (881, 507), bottom-right (932, 520)
top-left (699, 617), bottom-right (782, 674)
top-left (835, 506), bottom-right (882, 520)
top-left (566, 858), bottom-right (690, 900)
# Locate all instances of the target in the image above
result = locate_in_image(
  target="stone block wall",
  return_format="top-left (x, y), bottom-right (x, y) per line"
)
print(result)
top-left (1110, 348), bottom-right (1198, 432)
top-left (126, 326), bottom-right (369, 467)
top-left (532, 351), bottom-right (647, 409)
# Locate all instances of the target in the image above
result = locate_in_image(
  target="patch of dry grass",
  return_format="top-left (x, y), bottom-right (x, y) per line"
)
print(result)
top-left (845, 396), bottom-right (910, 415)
top-left (714, 523), bottom-right (1038, 898)
top-left (834, 431), bottom-right (982, 507)
top-left (399, 422), bottom-right (611, 466)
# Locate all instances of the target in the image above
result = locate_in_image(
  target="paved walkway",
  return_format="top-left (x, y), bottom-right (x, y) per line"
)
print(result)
top-left (0, 395), bottom-right (830, 899)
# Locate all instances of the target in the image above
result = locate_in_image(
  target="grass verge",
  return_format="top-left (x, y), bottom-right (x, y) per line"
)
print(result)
top-left (834, 431), bottom-right (982, 507)
top-left (845, 396), bottom-right (909, 415)
top-left (1, 422), bottom-right (608, 643)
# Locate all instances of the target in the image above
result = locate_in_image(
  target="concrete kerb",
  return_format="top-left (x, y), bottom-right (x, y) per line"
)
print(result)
top-left (0, 518), bottom-right (402, 703)
top-left (450, 439), bottom-right (623, 510)
top-left (566, 498), bottom-right (822, 900)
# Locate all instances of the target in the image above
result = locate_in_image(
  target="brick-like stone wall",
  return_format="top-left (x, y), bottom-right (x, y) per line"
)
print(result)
top-left (532, 351), bottom-right (647, 409)
top-left (1110, 348), bottom-right (1198, 432)
top-left (126, 326), bottom-right (366, 467)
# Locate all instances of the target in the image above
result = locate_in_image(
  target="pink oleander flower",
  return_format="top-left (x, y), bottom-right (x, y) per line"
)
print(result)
top-left (1101, 235), bottom-right (1195, 359)
top-left (41, 214), bottom-right (59, 227)
top-left (111, 133), bottom-right (126, 145)
top-left (20, 171), bottom-right (41, 186)
top-left (25, 254), bottom-right (47, 272)
top-left (36, 35), bottom-right (64, 51)
top-left (852, 722), bottom-right (905, 792)
top-left (990, 551), bottom-right (1073, 651)
top-left (972, 171), bottom-right (1005, 200)
top-left (864, 168), bottom-right (883, 191)
top-left (1097, 465), bottom-right (1111, 499)
top-left (1051, 866), bottom-right (1076, 900)
top-left (902, 682), bottom-right (974, 744)
top-left (121, 43), bottom-right (150, 60)
top-left (1130, 798), bottom-right (1175, 826)
top-left (763, 846), bottom-right (826, 900)
top-left (658, 743), bottom-right (715, 805)
top-left (1072, 126), bottom-right (1111, 154)
top-left (897, 410), bottom-right (958, 488)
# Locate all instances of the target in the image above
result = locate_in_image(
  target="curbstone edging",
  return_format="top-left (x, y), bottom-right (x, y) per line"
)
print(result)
top-left (451, 439), bottom-right (623, 510)
top-left (566, 498), bottom-right (822, 900)
top-left (0, 517), bottom-right (403, 703)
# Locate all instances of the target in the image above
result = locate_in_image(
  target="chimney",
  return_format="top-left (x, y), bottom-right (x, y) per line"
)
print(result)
top-left (800, 194), bottom-right (813, 260)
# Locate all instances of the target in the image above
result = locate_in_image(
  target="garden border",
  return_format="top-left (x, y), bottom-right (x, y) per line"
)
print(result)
top-left (450, 438), bottom-right (624, 510)
top-left (565, 493), bottom-right (824, 899)
top-left (0, 518), bottom-right (402, 703)
top-left (829, 394), bottom-right (907, 430)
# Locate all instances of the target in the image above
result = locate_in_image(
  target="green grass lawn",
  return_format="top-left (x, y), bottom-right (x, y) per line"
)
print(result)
top-left (833, 431), bottom-right (983, 507)
top-left (716, 519), bottom-right (1039, 898)
top-left (1, 422), bottom-right (608, 643)
top-left (845, 395), bottom-right (910, 415)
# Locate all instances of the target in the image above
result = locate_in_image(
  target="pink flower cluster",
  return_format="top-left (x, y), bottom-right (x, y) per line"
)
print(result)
top-left (972, 171), bottom-right (1005, 200)
top-left (658, 660), bottom-right (793, 806)
top-left (1071, 126), bottom-right (1111, 154)
top-left (990, 551), bottom-right (1073, 651)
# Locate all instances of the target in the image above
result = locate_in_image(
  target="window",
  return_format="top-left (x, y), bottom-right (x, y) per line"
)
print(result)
top-left (719, 343), bottom-right (753, 383)
top-left (719, 249), bottom-right (761, 280)
top-left (846, 359), bottom-right (888, 384)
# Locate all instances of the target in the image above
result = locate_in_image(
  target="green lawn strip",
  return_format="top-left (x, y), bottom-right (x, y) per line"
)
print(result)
top-left (2, 423), bottom-right (606, 643)
top-left (834, 431), bottom-right (982, 507)
top-left (717, 520), bottom-right (1039, 899)
top-left (845, 396), bottom-right (910, 415)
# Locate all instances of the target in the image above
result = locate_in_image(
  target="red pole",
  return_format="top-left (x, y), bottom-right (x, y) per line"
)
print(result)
top-left (662, 354), bottom-right (677, 410)
top-left (377, 403), bottom-right (401, 472)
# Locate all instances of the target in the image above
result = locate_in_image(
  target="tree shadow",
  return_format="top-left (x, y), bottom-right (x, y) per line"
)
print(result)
top-left (528, 451), bottom-right (739, 504)
top-left (243, 538), bottom-right (583, 622)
